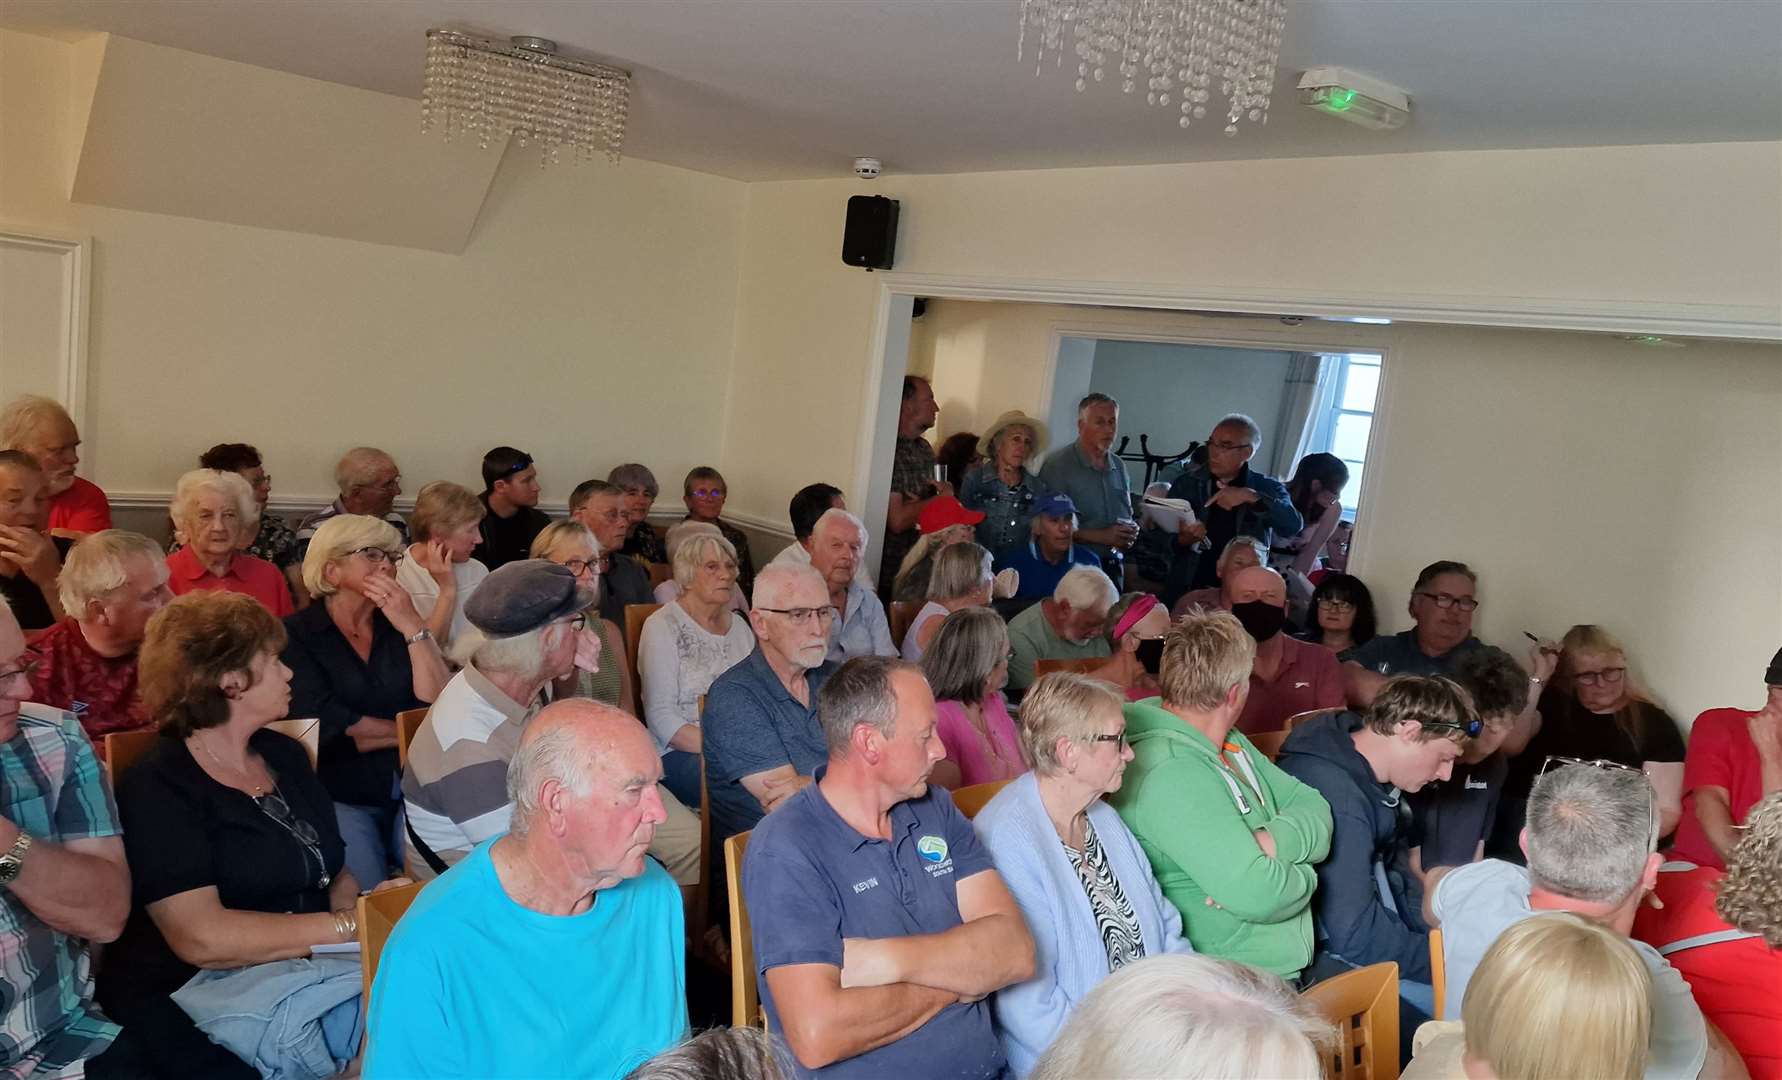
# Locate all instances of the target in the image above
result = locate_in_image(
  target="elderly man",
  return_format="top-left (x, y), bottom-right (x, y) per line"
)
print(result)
top-left (0, 595), bottom-right (132, 1078)
top-left (0, 451), bottom-right (70, 631)
top-left (1226, 565), bottom-right (1344, 735)
top-left (1426, 763), bottom-right (1728, 1077)
top-left (26, 530), bottom-right (170, 754)
top-left (295, 446), bottom-right (408, 558)
top-left (1108, 611), bottom-right (1332, 981)
top-left (1038, 393), bottom-right (1137, 577)
top-left (570, 479), bottom-right (655, 624)
top-left (992, 493), bottom-right (1101, 602)
top-left (807, 509), bottom-right (894, 662)
top-left (1277, 676), bottom-right (1473, 1023)
top-left (1163, 414), bottom-right (1301, 603)
top-left (1004, 565), bottom-right (1116, 694)
top-left (703, 563), bottom-right (837, 840)
top-left (879, 376), bottom-right (950, 596)
top-left (770, 484), bottom-right (875, 590)
top-left (366, 700), bottom-right (686, 1080)
top-left (402, 559), bottom-right (700, 888)
top-left (744, 656), bottom-right (1035, 1078)
top-left (1171, 534), bottom-right (1266, 617)
top-left (0, 396), bottom-right (110, 539)
top-left (470, 446), bottom-right (551, 571)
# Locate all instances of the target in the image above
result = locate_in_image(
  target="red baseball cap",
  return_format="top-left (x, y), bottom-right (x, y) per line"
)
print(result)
top-left (918, 495), bottom-right (986, 534)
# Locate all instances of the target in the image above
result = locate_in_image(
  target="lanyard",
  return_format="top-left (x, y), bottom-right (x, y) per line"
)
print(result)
top-left (1215, 741), bottom-right (1265, 816)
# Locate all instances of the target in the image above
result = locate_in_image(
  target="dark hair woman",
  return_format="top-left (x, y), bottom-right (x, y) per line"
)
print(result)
top-left (1298, 572), bottom-right (1376, 659)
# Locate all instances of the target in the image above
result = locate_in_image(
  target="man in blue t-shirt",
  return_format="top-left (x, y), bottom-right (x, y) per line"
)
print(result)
top-left (744, 657), bottom-right (1035, 1078)
top-left (992, 493), bottom-right (1102, 602)
top-left (364, 700), bottom-right (686, 1080)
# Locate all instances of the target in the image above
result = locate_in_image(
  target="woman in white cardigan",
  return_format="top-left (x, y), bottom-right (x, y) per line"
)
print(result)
top-left (972, 671), bottom-right (1195, 1077)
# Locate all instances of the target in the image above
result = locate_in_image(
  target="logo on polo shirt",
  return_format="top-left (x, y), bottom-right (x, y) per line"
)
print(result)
top-left (917, 836), bottom-right (949, 863)
top-left (1465, 777), bottom-right (1489, 790)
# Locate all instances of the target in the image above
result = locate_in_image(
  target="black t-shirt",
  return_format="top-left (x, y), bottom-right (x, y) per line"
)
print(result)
top-left (97, 729), bottom-right (345, 1010)
top-left (599, 552), bottom-right (656, 625)
top-left (471, 496), bottom-right (552, 571)
top-left (0, 535), bottom-right (72, 630)
top-left (1409, 751), bottom-right (1509, 871)
top-left (1503, 688), bottom-right (1686, 801)
top-left (281, 603), bottom-right (420, 807)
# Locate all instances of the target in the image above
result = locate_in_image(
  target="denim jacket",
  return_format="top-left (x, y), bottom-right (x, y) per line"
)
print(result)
top-left (959, 464), bottom-right (1053, 558)
top-left (172, 956), bottom-right (364, 1080)
top-left (1163, 461), bottom-right (1302, 602)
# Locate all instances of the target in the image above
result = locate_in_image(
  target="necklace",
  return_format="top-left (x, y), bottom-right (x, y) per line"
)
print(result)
top-left (196, 733), bottom-right (267, 796)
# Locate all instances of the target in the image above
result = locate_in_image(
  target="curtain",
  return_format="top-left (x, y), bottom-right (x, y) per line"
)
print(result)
top-left (1270, 353), bottom-right (1339, 478)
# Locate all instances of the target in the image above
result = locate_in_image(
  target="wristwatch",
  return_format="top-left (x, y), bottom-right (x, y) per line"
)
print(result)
top-left (0, 833), bottom-right (33, 885)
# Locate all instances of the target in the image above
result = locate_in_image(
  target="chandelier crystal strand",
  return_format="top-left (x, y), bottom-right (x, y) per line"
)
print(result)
top-left (420, 29), bottom-right (630, 165)
top-left (1019, 0), bottom-right (1285, 135)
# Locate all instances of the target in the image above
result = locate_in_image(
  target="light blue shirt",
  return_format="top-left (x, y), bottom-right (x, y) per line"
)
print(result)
top-left (1037, 442), bottom-right (1133, 562)
top-left (826, 580), bottom-right (897, 663)
top-left (364, 839), bottom-right (686, 1079)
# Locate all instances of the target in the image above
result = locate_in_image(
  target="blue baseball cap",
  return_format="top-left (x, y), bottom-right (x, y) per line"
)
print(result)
top-left (1035, 493), bottom-right (1078, 519)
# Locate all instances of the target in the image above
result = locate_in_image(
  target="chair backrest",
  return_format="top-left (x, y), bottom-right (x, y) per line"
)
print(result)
top-left (888, 600), bottom-right (921, 648)
top-left (1429, 928), bottom-right (1446, 1020)
top-left (1250, 729), bottom-right (1289, 761)
top-left (725, 831), bottom-right (764, 1030)
top-left (624, 603), bottom-right (663, 698)
top-left (647, 562), bottom-right (674, 589)
top-left (395, 707), bottom-right (429, 771)
top-left (103, 728), bottom-right (162, 789)
top-left (692, 735), bottom-right (713, 947)
top-left (262, 717), bottom-right (320, 769)
top-left (357, 881), bottom-right (425, 1008)
top-left (951, 779), bottom-right (1012, 819)
top-left (1034, 657), bottom-right (1103, 677)
top-left (1304, 961), bottom-right (1401, 1080)
top-left (1285, 707), bottom-right (1345, 731)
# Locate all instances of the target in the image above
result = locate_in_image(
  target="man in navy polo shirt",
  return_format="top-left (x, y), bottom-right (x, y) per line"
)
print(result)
top-left (743, 657), bottom-right (1034, 1078)
top-left (992, 493), bottom-right (1102, 602)
top-left (1345, 560), bottom-right (1494, 706)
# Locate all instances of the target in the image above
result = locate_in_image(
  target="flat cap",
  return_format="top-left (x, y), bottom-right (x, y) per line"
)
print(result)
top-left (464, 559), bottom-right (593, 636)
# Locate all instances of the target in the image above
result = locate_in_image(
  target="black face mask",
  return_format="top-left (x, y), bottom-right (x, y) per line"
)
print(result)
top-left (1231, 600), bottom-right (1287, 642)
top-left (1135, 637), bottom-right (1166, 675)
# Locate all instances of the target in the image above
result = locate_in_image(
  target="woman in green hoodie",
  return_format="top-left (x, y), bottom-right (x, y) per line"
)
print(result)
top-left (1108, 609), bottom-right (1334, 982)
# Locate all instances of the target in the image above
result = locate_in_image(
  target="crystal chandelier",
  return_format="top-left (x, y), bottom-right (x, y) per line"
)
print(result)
top-left (421, 29), bottom-right (630, 165)
top-left (1017, 0), bottom-right (1288, 135)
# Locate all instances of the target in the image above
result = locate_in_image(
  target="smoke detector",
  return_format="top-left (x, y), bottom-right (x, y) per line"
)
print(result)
top-left (853, 157), bottom-right (882, 180)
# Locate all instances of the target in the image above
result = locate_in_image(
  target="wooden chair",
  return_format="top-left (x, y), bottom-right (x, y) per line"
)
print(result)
top-left (725, 831), bottom-right (765, 1029)
top-left (103, 729), bottom-right (161, 788)
top-left (888, 600), bottom-right (921, 648)
top-left (1250, 729), bottom-right (1289, 761)
top-left (691, 700), bottom-right (712, 947)
top-left (950, 779), bottom-right (1012, 819)
top-left (356, 881), bottom-right (424, 1007)
top-left (1033, 657), bottom-right (1104, 677)
top-left (1304, 961), bottom-right (1401, 1080)
top-left (263, 717), bottom-right (320, 769)
top-left (395, 707), bottom-right (429, 771)
top-left (647, 562), bottom-right (674, 589)
top-left (624, 602), bottom-right (663, 699)
top-left (1429, 928), bottom-right (1446, 1020)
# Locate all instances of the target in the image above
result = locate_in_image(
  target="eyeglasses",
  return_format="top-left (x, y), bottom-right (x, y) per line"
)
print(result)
top-left (1317, 599), bottom-right (1356, 613)
top-left (370, 475), bottom-right (402, 492)
top-left (351, 547), bottom-right (404, 566)
top-left (1416, 592), bottom-right (1479, 612)
top-left (1086, 732), bottom-right (1129, 749)
top-left (1537, 755), bottom-right (1658, 846)
top-left (757, 606), bottom-right (836, 625)
top-left (253, 790), bottom-right (330, 891)
top-left (1209, 439), bottom-right (1254, 453)
top-left (1422, 717), bottom-right (1484, 739)
top-left (0, 657), bottom-right (41, 685)
top-left (1573, 667), bottom-right (1627, 687)
top-left (560, 557), bottom-right (606, 577)
top-left (689, 487), bottom-right (726, 499)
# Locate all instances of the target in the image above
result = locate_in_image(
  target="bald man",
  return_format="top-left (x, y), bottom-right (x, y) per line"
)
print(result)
top-left (1226, 565), bottom-right (1344, 735)
top-left (366, 701), bottom-right (687, 1080)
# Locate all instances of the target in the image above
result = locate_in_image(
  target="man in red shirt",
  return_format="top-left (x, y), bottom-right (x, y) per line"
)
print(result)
top-left (0, 395), bottom-right (112, 537)
top-left (1669, 646), bottom-right (1782, 868)
top-left (1225, 565), bottom-right (1344, 734)
top-left (26, 530), bottom-right (170, 756)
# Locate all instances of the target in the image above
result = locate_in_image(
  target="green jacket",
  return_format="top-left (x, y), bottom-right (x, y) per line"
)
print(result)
top-left (1107, 699), bottom-right (1334, 979)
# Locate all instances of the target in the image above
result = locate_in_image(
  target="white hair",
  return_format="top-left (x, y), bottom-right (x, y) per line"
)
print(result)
top-left (662, 520), bottom-right (722, 565)
top-left (334, 446), bottom-right (396, 494)
top-left (57, 530), bottom-right (166, 613)
top-left (1054, 565), bottom-right (1117, 612)
top-left (0, 395), bottom-right (73, 450)
top-left (463, 622), bottom-right (568, 680)
top-left (505, 723), bottom-right (599, 840)
top-left (811, 507), bottom-right (868, 547)
top-left (672, 531), bottom-right (738, 590)
top-left (170, 469), bottom-right (258, 541)
top-left (1213, 412), bottom-right (1263, 448)
top-left (753, 562), bottom-right (824, 611)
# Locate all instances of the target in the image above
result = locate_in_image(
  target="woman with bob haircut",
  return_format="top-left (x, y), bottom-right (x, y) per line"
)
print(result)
top-left (1028, 952), bottom-right (1332, 1080)
top-left (393, 480), bottom-right (488, 650)
top-left (901, 540), bottom-right (994, 662)
top-left (1298, 572), bottom-right (1378, 659)
top-left (97, 592), bottom-right (388, 1078)
top-left (530, 521), bottom-right (633, 715)
top-left (972, 672), bottom-right (1195, 1075)
top-left (920, 606), bottom-right (1026, 790)
top-left (164, 469), bottom-right (292, 617)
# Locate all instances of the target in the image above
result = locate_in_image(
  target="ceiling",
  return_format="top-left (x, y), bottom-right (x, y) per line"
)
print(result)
top-left (3, 0), bottom-right (1778, 181)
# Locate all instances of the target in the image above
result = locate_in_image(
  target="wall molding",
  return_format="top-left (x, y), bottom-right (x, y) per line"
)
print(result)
top-left (0, 225), bottom-right (92, 442)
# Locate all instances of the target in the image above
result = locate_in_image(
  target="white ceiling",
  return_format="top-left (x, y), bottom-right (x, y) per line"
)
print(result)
top-left (4, 0), bottom-right (1779, 181)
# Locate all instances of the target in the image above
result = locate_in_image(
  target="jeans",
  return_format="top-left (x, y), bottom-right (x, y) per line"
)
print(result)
top-left (661, 749), bottom-right (702, 811)
top-left (334, 795), bottom-right (403, 892)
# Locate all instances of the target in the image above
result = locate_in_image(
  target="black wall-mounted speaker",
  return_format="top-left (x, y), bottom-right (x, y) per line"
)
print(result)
top-left (841, 195), bottom-right (899, 271)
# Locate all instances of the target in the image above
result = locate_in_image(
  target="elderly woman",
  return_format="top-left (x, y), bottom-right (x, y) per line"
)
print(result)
top-left (920, 606), bottom-right (1026, 789)
top-left (902, 540), bottom-right (994, 662)
top-left (654, 520), bottom-right (749, 616)
top-left (611, 463), bottom-right (667, 565)
top-left (974, 673), bottom-right (1197, 1076)
top-left (639, 529), bottom-right (755, 808)
top-left (681, 466), bottom-right (756, 599)
top-left (1085, 592), bottom-right (1172, 701)
top-left (192, 443), bottom-right (303, 605)
top-left (891, 496), bottom-right (985, 602)
top-left (960, 410), bottom-right (1054, 557)
top-left (97, 592), bottom-right (380, 1078)
top-left (282, 514), bottom-right (448, 892)
top-left (393, 481), bottom-right (489, 650)
top-left (165, 469), bottom-right (292, 617)
top-left (530, 521), bottom-right (636, 716)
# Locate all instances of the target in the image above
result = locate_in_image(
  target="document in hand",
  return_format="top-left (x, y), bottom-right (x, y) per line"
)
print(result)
top-left (1141, 494), bottom-right (1197, 533)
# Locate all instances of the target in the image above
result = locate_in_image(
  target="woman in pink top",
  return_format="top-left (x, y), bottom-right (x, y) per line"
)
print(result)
top-left (920, 605), bottom-right (1028, 789)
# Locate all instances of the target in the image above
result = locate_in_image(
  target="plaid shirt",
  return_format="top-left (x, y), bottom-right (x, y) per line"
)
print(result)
top-left (1, 705), bottom-right (122, 1077)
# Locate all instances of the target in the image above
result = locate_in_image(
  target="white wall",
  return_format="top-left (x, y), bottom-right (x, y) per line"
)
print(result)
top-left (1088, 340), bottom-right (1295, 474)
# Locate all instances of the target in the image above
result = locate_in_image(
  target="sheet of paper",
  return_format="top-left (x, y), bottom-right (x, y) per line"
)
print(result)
top-left (1141, 495), bottom-right (1196, 533)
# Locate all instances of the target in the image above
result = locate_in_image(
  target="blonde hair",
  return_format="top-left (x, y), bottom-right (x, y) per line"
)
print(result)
top-left (409, 480), bottom-right (484, 542)
top-left (1031, 953), bottom-right (1331, 1080)
top-left (1158, 609), bottom-right (1255, 711)
top-left (1020, 671), bottom-right (1123, 774)
top-left (170, 469), bottom-right (259, 545)
top-left (672, 530), bottom-right (738, 590)
top-left (301, 514), bottom-right (400, 599)
top-left (530, 520), bottom-right (601, 560)
top-left (58, 530), bottom-right (166, 613)
top-left (1462, 912), bottom-right (1651, 1080)
top-left (0, 395), bottom-right (72, 451)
